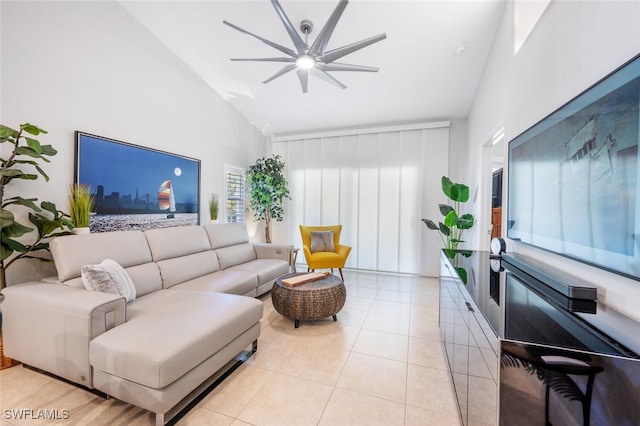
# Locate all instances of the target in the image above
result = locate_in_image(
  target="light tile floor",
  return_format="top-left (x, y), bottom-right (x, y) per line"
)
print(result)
top-left (0, 270), bottom-right (461, 425)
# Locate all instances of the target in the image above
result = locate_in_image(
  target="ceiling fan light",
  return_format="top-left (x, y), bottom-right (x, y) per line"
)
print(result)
top-left (296, 55), bottom-right (315, 70)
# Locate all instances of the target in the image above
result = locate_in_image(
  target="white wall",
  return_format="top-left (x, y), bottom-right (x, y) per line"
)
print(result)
top-left (1, 1), bottom-right (265, 285)
top-left (467, 1), bottom-right (640, 321)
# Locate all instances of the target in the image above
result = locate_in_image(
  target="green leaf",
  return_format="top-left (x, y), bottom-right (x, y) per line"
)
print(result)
top-left (456, 184), bottom-right (470, 202)
top-left (438, 222), bottom-right (450, 236)
top-left (35, 165), bottom-right (50, 181)
top-left (444, 249), bottom-right (456, 259)
top-left (457, 213), bottom-right (475, 229)
top-left (0, 169), bottom-right (24, 177)
top-left (4, 196), bottom-right (41, 211)
top-left (1, 220), bottom-right (34, 238)
top-left (25, 138), bottom-right (42, 154)
top-left (11, 173), bottom-right (38, 181)
top-left (438, 204), bottom-right (454, 216)
top-left (3, 237), bottom-right (28, 253)
top-left (39, 144), bottom-right (57, 157)
top-left (15, 146), bottom-right (42, 159)
top-left (444, 210), bottom-right (458, 228)
top-left (20, 123), bottom-right (47, 135)
top-left (441, 176), bottom-right (453, 198)
top-left (0, 208), bottom-right (15, 227)
top-left (422, 218), bottom-right (439, 230)
top-left (40, 201), bottom-right (57, 214)
top-left (455, 267), bottom-right (468, 284)
top-left (449, 184), bottom-right (460, 201)
top-left (0, 125), bottom-right (18, 139)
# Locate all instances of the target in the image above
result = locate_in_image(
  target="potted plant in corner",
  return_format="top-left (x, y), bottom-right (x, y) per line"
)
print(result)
top-left (1, 122), bottom-right (72, 368)
top-left (209, 193), bottom-right (219, 223)
top-left (246, 154), bottom-right (290, 243)
top-left (422, 176), bottom-right (475, 282)
top-left (68, 184), bottom-right (94, 234)
top-left (1, 122), bottom-right (73, 289)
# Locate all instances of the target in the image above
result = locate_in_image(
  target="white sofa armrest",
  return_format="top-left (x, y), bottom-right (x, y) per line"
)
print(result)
top-left (1, 282), bottom-right (126, 388)
top-left (252, 243), bottom-right (292, 263)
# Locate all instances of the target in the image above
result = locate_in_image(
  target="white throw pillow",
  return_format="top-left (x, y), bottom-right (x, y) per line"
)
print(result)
top-left (310, 231), bottom-right (335, 253)
top-left (81, 259), bottom-right (136, 302)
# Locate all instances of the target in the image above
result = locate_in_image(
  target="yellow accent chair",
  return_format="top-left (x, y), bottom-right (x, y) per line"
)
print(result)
top-left (299, 225), bottom-right (352, 281)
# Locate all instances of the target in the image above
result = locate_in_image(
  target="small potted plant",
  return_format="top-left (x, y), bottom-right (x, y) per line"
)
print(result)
top-left (68, 184), bottom-right (94, 234)
top-left (209, 193), bottom-right (219, 223)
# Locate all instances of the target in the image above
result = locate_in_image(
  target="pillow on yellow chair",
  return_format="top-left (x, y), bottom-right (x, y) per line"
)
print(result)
top-left (310, 231), bottom-right (335, 253)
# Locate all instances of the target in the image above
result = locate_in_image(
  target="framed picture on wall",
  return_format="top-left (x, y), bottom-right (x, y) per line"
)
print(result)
top-left (75, 131), bottom-right (200, 232)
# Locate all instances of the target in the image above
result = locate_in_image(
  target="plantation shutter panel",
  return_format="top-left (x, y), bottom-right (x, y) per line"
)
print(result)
top-left (225, 167), bottom-right (245, 223)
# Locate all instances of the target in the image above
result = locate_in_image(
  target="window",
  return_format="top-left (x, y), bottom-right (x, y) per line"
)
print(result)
top-left (225, 166), bottom-right (245, 223)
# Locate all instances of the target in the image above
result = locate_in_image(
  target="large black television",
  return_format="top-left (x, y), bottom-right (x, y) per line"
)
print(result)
top-left (507, 54), bottom-right (640, 280)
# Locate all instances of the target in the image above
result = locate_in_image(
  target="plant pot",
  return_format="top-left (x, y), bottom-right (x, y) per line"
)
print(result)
top-left (210, 220), bottom-right (219, 224)
top-left (0, 296), bottom-right (19, 369)
top-left (0, 333), bottom-right (20, 370)
top-left (73, 227), bottom-right (90, 235)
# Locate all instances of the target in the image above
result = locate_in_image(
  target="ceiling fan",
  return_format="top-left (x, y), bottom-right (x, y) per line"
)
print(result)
top-left (223, 0), bottom-right (387, 93)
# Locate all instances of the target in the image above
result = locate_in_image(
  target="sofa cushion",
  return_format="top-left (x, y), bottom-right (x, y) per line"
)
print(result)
top-left (156, 251), bottom-right (220, 289)
top-left (227, 259), bottom-right (289, 285)
top-left (204, 223), bottom-right (249, 249)
top-left (125, 263), bottom-right (163, 297)
top-left (144, 226), bottom-right (211, 261)
top-left (215, 243), bottom-right (257, 270)
top-left (171, 270), bottom-right (258, 295)
top-left (126, 289), bottom-right (184, 321)
top-left (81, 259), bottom-right (136, 302)
top-left (89, 291), bottom-right (263, 389)
top-left (50, 231), bottom-right (152, 284)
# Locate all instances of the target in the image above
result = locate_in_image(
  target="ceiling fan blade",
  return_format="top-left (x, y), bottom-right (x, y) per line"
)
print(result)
top-left (296, 69), bottom-right (309, 93)
top-left (311, 68), bottom-right (347, 90)
top-left (223, 20), bottom-right (296, 58)
top-left (319, 33), bottom-right (387, 64)
top-left (309, 0), bottom-right (348, 56)
top-left (231, 57), bottom-right (296, 63)
top-left (318, 62), bottom-right (379, 72)
top-left (262, 64), bottom-right (297, 84)
top-left (271, 0), bottom-right (308, 54)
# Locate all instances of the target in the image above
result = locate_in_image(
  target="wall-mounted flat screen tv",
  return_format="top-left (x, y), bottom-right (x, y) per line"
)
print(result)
top-left (507, 54), bottom-right (640, 280)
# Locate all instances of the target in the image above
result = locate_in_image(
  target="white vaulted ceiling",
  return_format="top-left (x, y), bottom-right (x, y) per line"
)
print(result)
top-left (120, 0), bottom-right (505, 136)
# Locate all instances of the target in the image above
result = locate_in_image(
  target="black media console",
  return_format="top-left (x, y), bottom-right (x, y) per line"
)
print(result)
top-left (439, 250), bottom-right (640, 425)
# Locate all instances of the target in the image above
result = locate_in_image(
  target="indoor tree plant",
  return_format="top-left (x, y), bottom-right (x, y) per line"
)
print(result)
top-left (67, 183), bottom-right (94, 233)
top-left (246, 154), bottom-right (290, 243)
top-left (0, 122), bottom-right (73, 290)
top-left (209, 193), bottom-right (219, 223)
top-left (422, 176), bottom-right (475, 258)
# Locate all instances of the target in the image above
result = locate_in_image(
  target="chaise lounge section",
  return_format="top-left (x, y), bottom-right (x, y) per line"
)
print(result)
top-left (1, 223), bottom-right (292, 425)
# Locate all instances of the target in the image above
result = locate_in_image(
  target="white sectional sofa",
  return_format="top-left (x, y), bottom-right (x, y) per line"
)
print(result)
top-left (1, 223), bottom-right (291, 425)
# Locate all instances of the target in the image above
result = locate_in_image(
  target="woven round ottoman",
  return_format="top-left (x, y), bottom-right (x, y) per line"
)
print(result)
top-left (272, 273), bottom-right (346, 328)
